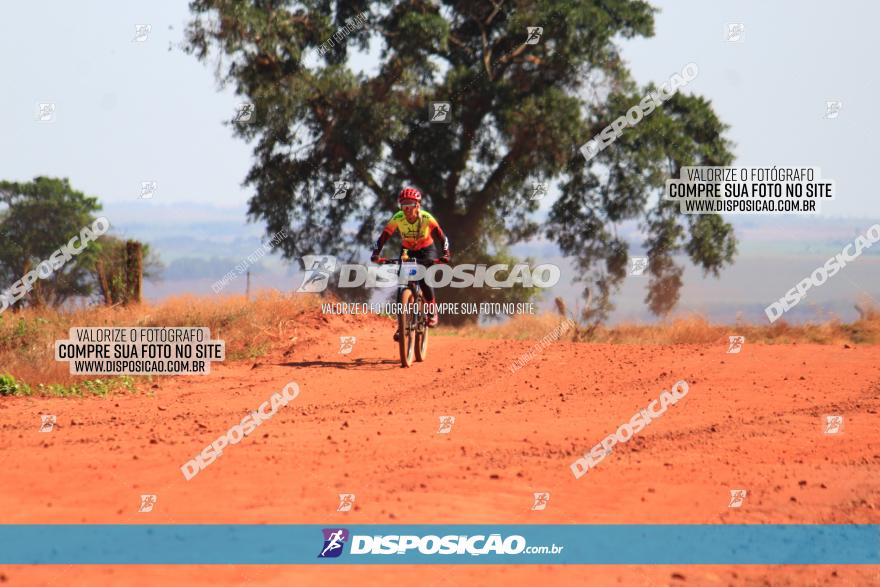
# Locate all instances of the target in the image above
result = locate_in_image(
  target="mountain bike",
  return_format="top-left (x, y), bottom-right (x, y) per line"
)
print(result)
top-left (375, 252), bottom-right (440, 368)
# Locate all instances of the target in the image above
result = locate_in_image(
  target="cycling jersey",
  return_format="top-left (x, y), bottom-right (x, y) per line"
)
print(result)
top-left (375, 210), bottom-right (449, 254)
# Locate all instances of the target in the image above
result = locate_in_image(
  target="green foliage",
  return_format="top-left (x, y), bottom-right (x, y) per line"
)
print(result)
top-left (36, 376), bottom-right (136, 397)
top-left (0, 177), bottom-right (104, 308)
top-left (0, 373), bottom-right (31, 396)
top-left (185, 0), bottom-right (737, 323)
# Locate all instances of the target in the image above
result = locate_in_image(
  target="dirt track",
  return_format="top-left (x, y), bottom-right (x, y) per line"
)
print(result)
top-left (2, 311), bottom-right (879, 586)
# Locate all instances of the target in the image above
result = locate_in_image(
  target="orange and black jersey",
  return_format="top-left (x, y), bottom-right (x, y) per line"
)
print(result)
top-left (374, 210), bottom-right (449, 256)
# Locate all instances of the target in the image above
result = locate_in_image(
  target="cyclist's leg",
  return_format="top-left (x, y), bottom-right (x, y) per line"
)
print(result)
top-left (420, 281), bottom-right (438, 326)
top-left (418, 279), bottom-right (435, 305)
top-left (411, 248), bottom-right (438, 326)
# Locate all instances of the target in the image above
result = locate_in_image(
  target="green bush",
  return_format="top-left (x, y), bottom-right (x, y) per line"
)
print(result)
top-left (0, 373), bottom-right (32, 396)
top-left (36, 376), bottom-right (136, 397)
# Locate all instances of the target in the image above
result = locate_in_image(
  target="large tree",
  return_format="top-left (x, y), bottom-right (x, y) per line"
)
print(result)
top-left (185, 0), bottom-right (737, 323)
top-left (0, 177), bottom-right (104, 308)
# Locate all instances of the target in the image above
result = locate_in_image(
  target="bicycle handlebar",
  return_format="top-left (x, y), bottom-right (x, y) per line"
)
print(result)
top-left (375, 257), bottom-right (448, 266)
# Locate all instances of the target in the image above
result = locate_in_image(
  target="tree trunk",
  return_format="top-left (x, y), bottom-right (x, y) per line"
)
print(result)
top-left (95, 260), bottom-right (113, 305)
top-left (125, 241), bottom-right (142, 304)
top-left (22, 259), bottom-right (45, 308)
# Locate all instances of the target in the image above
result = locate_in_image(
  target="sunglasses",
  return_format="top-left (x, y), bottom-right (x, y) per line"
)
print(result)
top-left (400, 202), bottom-right (419, 209)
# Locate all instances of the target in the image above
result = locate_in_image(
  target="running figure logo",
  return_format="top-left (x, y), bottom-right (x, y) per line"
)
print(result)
top-left (36, 103), bottom-right (56, 122)
top-left (140, 181), bottom-right (158, 199)
top-left (526, 27), bottom-right (543, 44)
top-left (727, 336), bottom-right (745, 354)
top-left (728, 489), bottom-right (747, 508)
top-left (339, 336), bottom-right (356, 355)
top-left (531, 492), bottom-right (550, 511)
top-left (630, 257), bottom-right (649, 276)
top-left (823, 415), bottom-right (843, 435)
top-left (531, 182), bottom-right (547, 200)
top-left (318, 528), bottom-right (350, 558)
top-left (429, 102), bottom-right (451, 123)
top-left (726, 23), bottom-right (744, 42)
top-left (297, 255), bottom-right (337, 292)
top-left (337, 494), bottom-right (355, 512)
top-left (332, 181), bottom-right (350, 200)
top-left (39, 415), bottom-right (56, 432)
top-left (437, 416), bottom-right (455, 434)
top-left (234, 103), bottom-right (255, 123)
top-left (132, 24), bottom-right (152, 42)
top-left (580, 140), bottom-right (600, 162)
top-left (824, 100), bottom-right (843, 119)
top-left (138, 494), bottom-right (157, 512)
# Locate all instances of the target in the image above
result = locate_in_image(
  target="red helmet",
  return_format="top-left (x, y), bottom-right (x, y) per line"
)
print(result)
top-left (398, 187), bottom-right (422, 204)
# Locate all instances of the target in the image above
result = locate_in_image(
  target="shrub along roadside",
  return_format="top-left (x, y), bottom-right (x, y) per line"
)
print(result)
top-left (0, 373), bottom-right (137, 397)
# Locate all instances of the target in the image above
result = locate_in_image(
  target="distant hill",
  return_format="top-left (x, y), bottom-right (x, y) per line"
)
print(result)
top-left (103, 200), bottom-right (879, 324)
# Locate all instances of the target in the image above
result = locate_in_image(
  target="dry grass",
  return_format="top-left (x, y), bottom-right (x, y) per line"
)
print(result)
top-left (2, 291), bottom-right (877, 395)
top-left (0, 291), bottom-right (314, 393)
top-left (582, 312), bottom-right (880, 345)
top-left (443, 300), bottom-right (880, 346)
top-left (436, 313), bottom-right (574, 341)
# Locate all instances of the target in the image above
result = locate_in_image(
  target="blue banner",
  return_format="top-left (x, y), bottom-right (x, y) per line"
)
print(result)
top-left (1, 524), bottom-right (877, 564)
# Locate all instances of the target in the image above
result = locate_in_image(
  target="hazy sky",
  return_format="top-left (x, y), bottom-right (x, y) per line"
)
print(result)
top-left (1, 1), bottom-right (877, 324)
top-left (1, 1), bottom-right (877, 218)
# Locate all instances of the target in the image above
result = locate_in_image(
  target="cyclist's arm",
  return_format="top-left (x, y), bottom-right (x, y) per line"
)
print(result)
top-left (429, 221), bottom-right (450, 260)
top-left (372, 218), bottom-right (397, 258)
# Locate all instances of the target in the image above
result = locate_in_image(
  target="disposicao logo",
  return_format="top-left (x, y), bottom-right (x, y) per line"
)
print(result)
top-left (318, 528), bottom-right (349, 558)
top-left (296, 255), bottom-right (560, 291)
top-left (298, 255), bottom-right (338, 293)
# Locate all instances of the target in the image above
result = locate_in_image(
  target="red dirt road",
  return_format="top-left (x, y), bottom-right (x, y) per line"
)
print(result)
top-left (2, 311), bottom-right (879, 585)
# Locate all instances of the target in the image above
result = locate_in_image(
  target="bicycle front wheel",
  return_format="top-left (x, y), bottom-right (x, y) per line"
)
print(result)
top-left (415, 294), bottom-right (428, 362)
top-left (398, 288), bottom-right (416, 367)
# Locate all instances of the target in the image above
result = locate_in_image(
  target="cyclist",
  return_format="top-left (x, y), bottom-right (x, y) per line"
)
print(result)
top-left (371, 187), bottom-right (450, 331)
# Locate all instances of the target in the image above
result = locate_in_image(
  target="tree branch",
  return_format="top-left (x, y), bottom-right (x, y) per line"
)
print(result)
top-left (495, 42), bottom-right (530, 67)
top-left (484, 1), bottom-right (505, 26)
top-left (389, 141), bottom-right (431, 192)
top-left (470, 10), bottom-right (494, 80)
